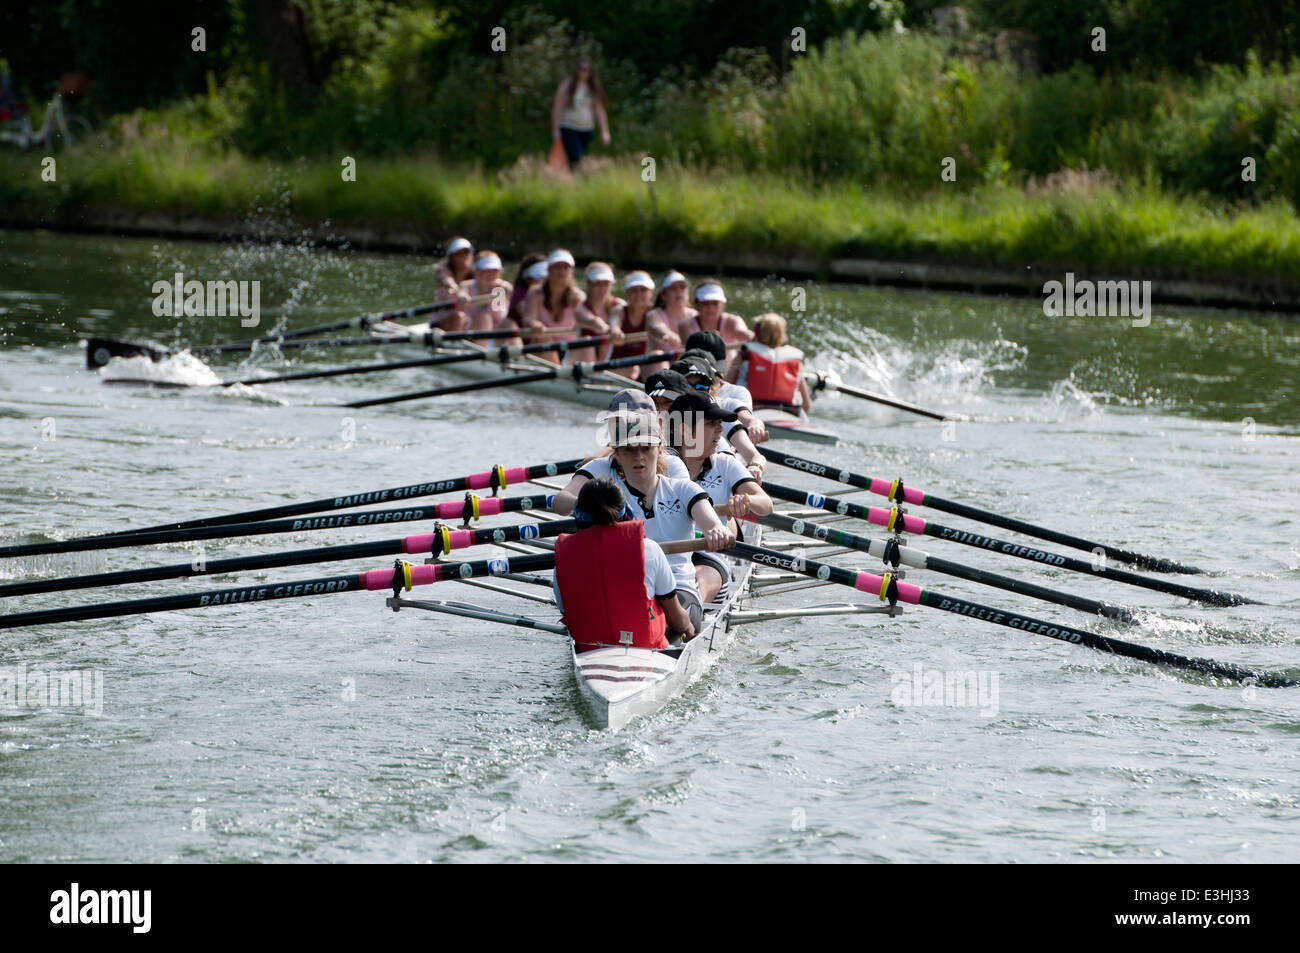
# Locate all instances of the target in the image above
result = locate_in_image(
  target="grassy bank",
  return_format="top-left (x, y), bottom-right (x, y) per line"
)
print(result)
top-left (5, 144), bottom-right (1300, 292)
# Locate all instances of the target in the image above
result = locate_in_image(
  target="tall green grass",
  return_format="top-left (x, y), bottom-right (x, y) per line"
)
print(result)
top-left (5, 146), bottom-right (1298, 286)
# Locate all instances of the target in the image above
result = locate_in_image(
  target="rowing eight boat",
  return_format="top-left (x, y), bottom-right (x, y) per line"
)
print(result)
top-left (373, 321), bottom-right (841, 445)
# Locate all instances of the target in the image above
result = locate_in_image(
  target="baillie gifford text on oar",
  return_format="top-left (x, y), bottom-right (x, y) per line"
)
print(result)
top-left (938, 527), bottom-right (1068, 564)
top-left (198, 579), bottom-right (358, 606)
top-left (291, 508), bottom-right (431, 530)
top-left (932, 598), bottom-right (1085, 643)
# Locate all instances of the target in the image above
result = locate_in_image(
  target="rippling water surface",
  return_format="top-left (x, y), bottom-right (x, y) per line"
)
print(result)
top-left (1, 228), bottom-right (1297, 862)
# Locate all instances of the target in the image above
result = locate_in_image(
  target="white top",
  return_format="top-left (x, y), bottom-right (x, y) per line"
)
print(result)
top-left (671, 450), bottom-right (756, 506)
top-left (574, 457), bottom-right (709, 594)
top-left (553, 537), bottom-right (675, 613)
top-left (717, 380), bottom-right (753, 411)
top-left (559, 84), bottom-right (595, 131)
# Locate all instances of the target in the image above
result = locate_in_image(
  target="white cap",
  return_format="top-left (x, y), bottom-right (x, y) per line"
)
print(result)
top-left (693, 282), bottom-right (726, 303)
top-left (623, 271), bottom-right (654, 292)
top-left (548, 249), bottom-right (576, 268)
top-left (447, 237), bottom-right (472, 255)
top-left (660, 270), bottom-right (687, 291)
top-left (475, 254), bottom-right (502, 271)
top-left (523, 261), bottom-right (549, 281)
top-left (586, 264), bottom-right (615, 283)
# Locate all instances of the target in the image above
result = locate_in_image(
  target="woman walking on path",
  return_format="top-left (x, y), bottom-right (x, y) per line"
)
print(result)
top-left (551, 58), bottom-right (610, 170)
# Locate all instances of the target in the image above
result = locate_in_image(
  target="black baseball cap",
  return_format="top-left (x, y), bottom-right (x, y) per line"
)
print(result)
top-left (644, 369), bottom-right (690, 400)
top-left (668, 391), bottom-right (738, 423)
top-left (682, 347), bottom-right (725, 376)
top-left (685, 330), bottom-right (726, 361)
top-left (672, 355), bottom-right (716, 381)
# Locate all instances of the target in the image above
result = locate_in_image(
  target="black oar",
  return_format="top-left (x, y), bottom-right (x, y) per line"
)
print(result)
top-left (5, 458), bottom-right (580, 549)
top-left (0, 538), bottom-right (708, 630)
top-left (343, 350), bottom-right (679, 408)
top-left (763, 482), bottom-right (1254, 607)
top-left (0, 491), bottom-right (556, 559)
top-left (0, 517), bottom-right (581, 598)
top-left (83, 298), bottom-right (484, 369)
top-left (724, 541), bottom-right (1296, 688)
top-left (754, 511), bottom-right (1136, 622)
top-left (808, 371), bottom-right (952, 421)
top-left (102, 335), bottom-right (617, 388)
top-left (767, 450), bottom-right (1202, 574)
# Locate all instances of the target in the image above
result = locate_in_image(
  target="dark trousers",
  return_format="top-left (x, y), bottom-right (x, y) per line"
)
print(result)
top-left (559, 126), bottom-right (594, 168)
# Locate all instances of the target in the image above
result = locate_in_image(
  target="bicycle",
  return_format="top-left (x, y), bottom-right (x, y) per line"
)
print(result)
top-left (0, 91), bottom-right (93, 151)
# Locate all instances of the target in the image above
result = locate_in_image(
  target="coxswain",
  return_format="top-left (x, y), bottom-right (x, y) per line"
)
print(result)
top-left (665, 392), bottom-right (773, 603)
top-left (677, 278), bottom-right (754, 345)
top-left (554, 477), bottom-right (693, 649)
top-left (431, 237), bottom-right (474, 330)
top-left (551, 411), bottom-right (734, 634)
top-left (726, 312), bottom-right (812, 415)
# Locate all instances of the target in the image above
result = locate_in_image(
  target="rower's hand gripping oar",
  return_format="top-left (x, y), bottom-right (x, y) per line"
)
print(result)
top-left (768, 450), bottom-right (1203, 575)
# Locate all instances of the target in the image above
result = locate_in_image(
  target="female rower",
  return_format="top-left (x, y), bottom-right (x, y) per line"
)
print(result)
top-left (608, 270), bottom-right (680, 379)
top-left (577, 389), bottom-right (693, 481)
top-left (671, 353), bottom-right (768, 481)
top-left (685, 330), bottom-right (768, 445)
top-left (432, 237), bottom-right (474, 330)
top-left (504, 253), bottom-right (548, 336)
top-left (666, 391), bottom-right (773, 603)
top-left (551, 411), bottom-right (734, 635)
top-left (677, 278), bottom-right (753, 345)
top-left (575, 261), bottom-right (620, 358)
top-left (524, 249), bottom-right (586, 363)
top-left (459, 251), bottom-right (512, 346)
top-left (554, 477), bottom-right (693, 648)
top-left (727, 312), bottom-right (812, 414)
top-left (647, 271), bottom-right (697, 360)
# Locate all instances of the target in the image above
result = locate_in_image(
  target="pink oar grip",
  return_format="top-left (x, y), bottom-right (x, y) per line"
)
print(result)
top-left (852, 572), bottom-right (922, 604)
top-left (431, 496), bottom-right (507, 518)
top-left (403, 533), bottom-right (436, 554)
top-left (867, 478), bottom-right (925, 505)
top-left (465, 466), bottom-right (532, 490)
top-left (359, 563), bottom-right (440, 591)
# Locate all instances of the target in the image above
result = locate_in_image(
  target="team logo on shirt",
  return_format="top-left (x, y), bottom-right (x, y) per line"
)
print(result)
top-left (657, 498), bottom-right (684, 516)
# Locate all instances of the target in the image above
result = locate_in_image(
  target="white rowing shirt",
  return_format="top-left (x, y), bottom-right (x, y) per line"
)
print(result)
top-left (575, 457), bottom-right (709, 595)
top-left (717, 380), bottom-right (753, 411)
top-left (672, 449), bottom-right (757, 506)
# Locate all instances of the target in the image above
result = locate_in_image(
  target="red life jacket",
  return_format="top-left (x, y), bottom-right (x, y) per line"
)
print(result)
top-left (555, 521), bottom-right (669, 652)
top-left (740, 342), bottom-right (803, 407)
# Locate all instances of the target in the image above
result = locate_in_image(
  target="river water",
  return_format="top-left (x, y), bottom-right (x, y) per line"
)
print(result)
top-left (1, 227), bottom-right (1297, 862)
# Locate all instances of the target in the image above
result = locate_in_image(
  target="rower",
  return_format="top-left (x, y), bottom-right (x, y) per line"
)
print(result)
top-left (431, 237), bottom-right (474, 331)
top-left (560, 388), bottom-right (692, 501)
top-left (551, 411), bottom-right (734, 634)
top-left (665, 392), bottom-right (773, 603)
top-left (648, 271), bottom-right (696, 362)
top-left (685, 329), bottom-right (768, 445)
top-left (554, 477), bottom-right (694, 649)
top-left (524, 249), bottom-right (586, 363)
top-left (460, 251), bottom-right (512, 345)
top-left (726, 312), bottom-right (812, 415)
top-left (608, 270), bottom-right (679, 379)
top-left (643, 368), bottom-right (691, 413)
top-left (678, 278), bottom-right (754, 345)
top-left (575, 261), bottom-right (620, 345)
top-left (670, 354), bottom-right (768, 480)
